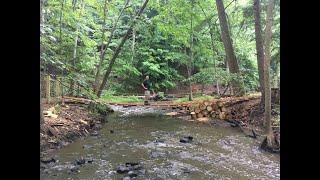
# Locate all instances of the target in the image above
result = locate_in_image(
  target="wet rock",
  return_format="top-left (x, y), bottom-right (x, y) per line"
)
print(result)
top-left (132, 164), bottom-right (143, 170)
top-left (70, 165), bottom-right (80, 173)
top-left (122, 176), bottom-right (131, 180)
top-left (40, 163), bottom-right (47, 169)
top-left (181, 168), bottom-right (191, 174)
top-left (117, 162), bottom-right (143, 174)
top-left (150, 151), bottom-right (166, 158)
top-left (230, 123), bottom-right (238, 127)
top-left (116, 165), bottom-right (130, 174)
top-left (180, 136), bottom-right (193, 143)
top-left (108, 171), bottom-right (117, 175)
top-left (74, 157), bottom-right (86, 165)
top-left (126, 162), bottom-right (139, 167)
top-left (86, 158), bottom-right (93, 163)
top-left (41, 157), bottom-right (56, 164)
top-left (138, 169), bottom-right (146, 175)
top-left (128, 170), bottom-right (138, 178)
top-left (90, 131), bottom-right (99, 136)
top-left (82, 145), bottom-right (93, 149)
top-left (154, 139), bottom-right (165, 143)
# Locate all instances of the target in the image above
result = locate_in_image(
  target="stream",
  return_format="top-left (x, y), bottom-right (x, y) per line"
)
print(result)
top-left (40, 106), bottom-right (280, 180)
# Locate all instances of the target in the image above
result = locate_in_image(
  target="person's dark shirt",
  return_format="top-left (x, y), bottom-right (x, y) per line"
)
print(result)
top-left (143, 79), bottom-right (151, 90)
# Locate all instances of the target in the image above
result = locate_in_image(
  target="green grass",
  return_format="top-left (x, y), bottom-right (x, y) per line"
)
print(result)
top-left (100, 95), bottom-right (143, 103)
top-left (174, 94), bottom-right (216, 103)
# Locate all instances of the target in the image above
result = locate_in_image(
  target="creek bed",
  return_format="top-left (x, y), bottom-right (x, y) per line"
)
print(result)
top-left (40, 106), bottom-right (280, 180)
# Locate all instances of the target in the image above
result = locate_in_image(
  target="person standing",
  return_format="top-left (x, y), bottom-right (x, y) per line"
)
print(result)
top-left (141, 76), bottom-right (154, 105)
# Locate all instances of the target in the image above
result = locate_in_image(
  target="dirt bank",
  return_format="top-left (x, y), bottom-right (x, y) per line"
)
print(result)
top-left (40, 102), bottom-right (113, 156)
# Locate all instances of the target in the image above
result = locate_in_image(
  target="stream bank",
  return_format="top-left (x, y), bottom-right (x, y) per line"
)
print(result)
top-left (40, 101), bottom-right (114, 157)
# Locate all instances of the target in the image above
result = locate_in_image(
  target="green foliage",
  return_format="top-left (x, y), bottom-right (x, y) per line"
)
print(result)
top-left (41, 0), bottom-right (280, 98)
top-left (100, 90), bottom-right (142, 103)
top-left (174, 94), bottom-right (215, 103)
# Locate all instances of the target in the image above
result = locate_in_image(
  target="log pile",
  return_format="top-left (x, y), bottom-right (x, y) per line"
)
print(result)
top-left (185, 96), bottom-right (260, 122)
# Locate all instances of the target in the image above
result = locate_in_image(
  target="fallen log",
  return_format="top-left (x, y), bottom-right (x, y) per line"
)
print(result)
top-left (206, 105), bottom-right (213, 112)
top-left (197, 113), bottom-right (204, 118)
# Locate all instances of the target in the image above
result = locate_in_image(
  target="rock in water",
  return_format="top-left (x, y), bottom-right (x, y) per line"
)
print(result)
top-left (128, 170), bottom-right (138, 178)
top-left (116, 165), bottom-right (130, 174)
top-left (154, 139), bottom-right (165, 143)
top-left (180, 136), bottom-right (193, 143)
top-left (74, 158), bottom-right (86, 165)
top-left (150, 151), bottom-right (166, 158)
top-left (41, 157), bottom-right (56, 164)
top-left (185, 136), bottom-right (193, 140)
top-left (86, 158), bottom-right (93, 163)
top-left (123, 176), bottom-right (131, 180)
top-left (125, 162), bottom-right (139, 167)
top-left (70, 165), bottom-right (80, 173)
top-left (90, 131), bottom-right (99, 136)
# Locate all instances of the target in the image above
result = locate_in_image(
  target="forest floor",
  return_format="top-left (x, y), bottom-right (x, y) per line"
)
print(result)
top-left (40, 93), bottom-right (280, 159)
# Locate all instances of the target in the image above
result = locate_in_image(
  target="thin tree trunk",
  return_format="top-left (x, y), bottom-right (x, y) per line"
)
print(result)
top-left (97, 0), bottom-right (150, 97)
top-left (70, 30), bottom-right (79, 95)
top-left (70, 0), bottom-right (85, 96)
top-left (40, 0), bottom-right (45, 124)
top-left (264, 0), bottom-right (275, 147)
top-left (60, 0), bottom-right (66, 105)
top-left (189, 1), bottom-right (194, 101)
top-left (253, 0), bottom-right (265, 106)
top-left (198, 3), bottom-right (220, 96)
top-left (132, 27), bottom-right (135, 63)
top-left (93, 0), bottom-right (109, 93)
top-left (215, 0), bottom-right (244, 96)
top-left (93, 0), bottom-right (130, 93)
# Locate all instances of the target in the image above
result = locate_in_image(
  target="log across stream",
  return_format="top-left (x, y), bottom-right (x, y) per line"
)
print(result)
top-left (40, 105), bottom-right (279, 180)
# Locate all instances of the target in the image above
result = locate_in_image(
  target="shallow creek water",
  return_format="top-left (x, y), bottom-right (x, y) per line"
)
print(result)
top-left (40, 106), bottom-right (280, 180)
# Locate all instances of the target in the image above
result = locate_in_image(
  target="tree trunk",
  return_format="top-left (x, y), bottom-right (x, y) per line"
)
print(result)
top-left (70, 30), bottom-right (79, 96)
top-left (59, 0), bottom-right (66, 105)
top-left (40, 0), bottom-right (45, 124)
top-left (132, 27), bottom-right (135, 63)
top-left (93, 0), bottom-right (130, 93)
top-left (70, 0), bottom-right (84, 96)
top-left (264, 0), bottom-right (275, 147)
top-left (96, 0), bottom-right (150, 97)
top-left (93, 0), bottom-right (108, 93)
top-left (198, 3), bottom-right (220, 96)
top-left (215, 0), bottom-right (244, 96)
top-left (189, 1), bottom-right (194, 101)
top-left (253, 0), bottom-right (265, 106)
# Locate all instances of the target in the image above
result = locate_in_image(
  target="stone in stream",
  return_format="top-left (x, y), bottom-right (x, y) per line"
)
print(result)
top-left (70, 166), bottom-right (80, 173)
top-left (116, 165), bottom-right (130, 174)
top-left (90, 131), bottom-right (99, 136)
top-left (122, 176), bottom-right (131, 180)
top-left (117, 162), bottom-right (143, 174)
top-left (82, 145), bottom-right (93, 149)
top-left (150, 151), bottom-right (167, 158)
top-left (86, 157), bottom-right (93, 163)
top-left (128, 170), bottom-right (138, 178)
top-left (181, 167), bottom-right (191, 174)
top-left (154, 138), bottom-right (165, 143)
top-left (179, 136), bottom-right (193, 143)
top-left (41, 157), bottom-right (56, 164)
top-left (74, 157), bottom-right (86, 165)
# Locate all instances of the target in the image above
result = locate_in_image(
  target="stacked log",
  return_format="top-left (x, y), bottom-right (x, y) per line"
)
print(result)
top-left (186, 96), bottom-right (260, 122)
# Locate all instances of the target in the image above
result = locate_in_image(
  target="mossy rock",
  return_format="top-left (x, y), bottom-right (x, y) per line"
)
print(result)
top-left (88, 101), bottom-right (114, 116)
